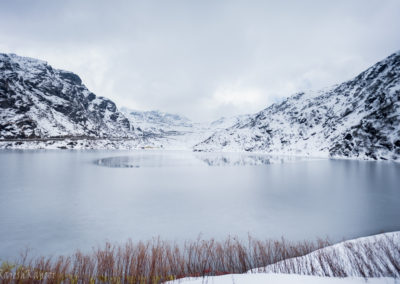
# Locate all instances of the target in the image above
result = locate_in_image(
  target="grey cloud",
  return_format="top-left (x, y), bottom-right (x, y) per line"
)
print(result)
top-left (1, 0), bottom-right (400, 121)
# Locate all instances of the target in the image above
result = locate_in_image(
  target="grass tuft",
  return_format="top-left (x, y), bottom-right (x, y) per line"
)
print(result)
top-left (0, 234), bottom-right (398, 283)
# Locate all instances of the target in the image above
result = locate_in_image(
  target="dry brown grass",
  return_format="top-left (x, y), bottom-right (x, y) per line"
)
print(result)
top-left (2, 234), bottom-right (398, 283)
top-left (0, 236), bottom-right (330, 283)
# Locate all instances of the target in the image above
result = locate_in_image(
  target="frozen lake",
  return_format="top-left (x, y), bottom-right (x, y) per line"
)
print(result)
top-left (0, 150), bottom-right (399, 259)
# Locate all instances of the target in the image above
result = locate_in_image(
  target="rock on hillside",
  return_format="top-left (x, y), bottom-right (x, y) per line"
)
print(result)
top-left (194, 51), bottom-right (400, 161)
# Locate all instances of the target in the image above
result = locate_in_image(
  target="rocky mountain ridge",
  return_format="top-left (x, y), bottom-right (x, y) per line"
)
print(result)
top-left (0, 53), bottom-right (135, 140)
top-left (1, 51), bottom-right (399, 160)
top-left (121, 108), bottom-right (193, 135)
top-left (120, 108), bottom-right (251, 150)
top-left (194, 51), bottom-right (400, 161)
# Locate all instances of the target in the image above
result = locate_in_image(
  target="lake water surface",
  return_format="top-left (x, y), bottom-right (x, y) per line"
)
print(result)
top-left (0, 150), bottom-right (399, 259)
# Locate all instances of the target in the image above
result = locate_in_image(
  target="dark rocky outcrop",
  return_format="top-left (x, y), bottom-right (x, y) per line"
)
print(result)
top-left (0, 53), bottom-right (135, 139)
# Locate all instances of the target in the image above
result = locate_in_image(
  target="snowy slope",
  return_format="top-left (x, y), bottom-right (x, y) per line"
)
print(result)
top-left (194, 51), bottom-right (400, 161)
top-left (209, 114), bottom-right (251, 130)
top-left (121, 108), bottom-right (251, 150)
top-left (0, 53), bottom-right (136, 140)
top-left (254, 231), bottom-right (400, 277)
top-left (120, 108), bottom-right (199, 149)
top-left (0, 50), bottom-right (247, 150)
top-left (2, 51), bottom-right (400, 156)
top-left (121, 108), bottom-right (193, 132)
top-left (169, 231), bottom-right (400, 283)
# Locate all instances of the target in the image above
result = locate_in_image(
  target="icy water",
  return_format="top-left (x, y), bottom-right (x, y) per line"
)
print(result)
top-left (0, 150), bottom-right (400, 259)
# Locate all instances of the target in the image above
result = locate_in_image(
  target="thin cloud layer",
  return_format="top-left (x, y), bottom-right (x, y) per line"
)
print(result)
top-left (1, 0), bottom-right (400, 121)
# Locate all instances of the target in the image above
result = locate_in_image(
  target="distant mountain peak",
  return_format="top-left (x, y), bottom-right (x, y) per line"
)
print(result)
top-left (121, 107), bottom-right (193, 128)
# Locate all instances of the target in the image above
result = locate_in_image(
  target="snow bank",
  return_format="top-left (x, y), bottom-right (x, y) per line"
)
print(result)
top-left (169, 232), bottom-right (400, 283)
top-left (168, 273), bottom-right (398, 284)
top-left (253, 231), bottom-right (400, 278)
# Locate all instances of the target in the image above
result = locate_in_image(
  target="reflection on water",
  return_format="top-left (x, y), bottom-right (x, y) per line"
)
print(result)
top-left (95, 152), bottom-right (313, 168)
top-left (94, 152), bottom-right (203, 168)
top-left (0, 150), bottom-right (399, 259)
top-left (96, 156), bottom-right (142, 168)
top-left (195, 153), bottom-right (311, 166)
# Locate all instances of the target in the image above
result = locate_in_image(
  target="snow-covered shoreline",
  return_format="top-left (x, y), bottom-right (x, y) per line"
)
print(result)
top-left (168, 231), bottom-right (400, 283)
top-left (1, 142), bottom-right (399, 164)
top-left (0, 138), bottom-right (142, 150)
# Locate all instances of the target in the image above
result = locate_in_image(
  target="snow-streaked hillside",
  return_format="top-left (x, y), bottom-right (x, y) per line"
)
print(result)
top-left (169, 231), bottom-right (400, 284)
top-left (0, 50), bottom-right (247, 150)
top-left (194, 51), bottom-right (400, 161)
top-left (0, 53), bottom-right (136, 139)
top-left (1, 51), bottom-right (400, 157)
top-left (209, 114), bottom-right (251, 130)
top-left (121, 108), bottom-right (193, 132)
top-left (254, 231), bottom-right (400, 277)
top-left (120, 108), bottom-right (251, 150)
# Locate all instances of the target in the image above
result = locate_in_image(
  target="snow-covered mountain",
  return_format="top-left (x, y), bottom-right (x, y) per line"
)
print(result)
top-left (209, 114), bottom-right (251, 130)
top-left (0, 52), bottom-right (247, 150)
top-left (119, 108), bottom-right (198, 149)
top-left (120, 108), bottom-right (251, 150)
top-left (1, 51), bottom-right (399, 158)
top-left (194, 51), bottom-right (400, 161)
top-left (121, 108), bottom-right (193, 133)
top-left (0, 53), bottom-right (135, 140)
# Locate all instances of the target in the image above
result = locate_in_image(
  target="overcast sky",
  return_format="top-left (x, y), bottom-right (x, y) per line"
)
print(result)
top-left (1, 0), bottom-right (400, 121)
